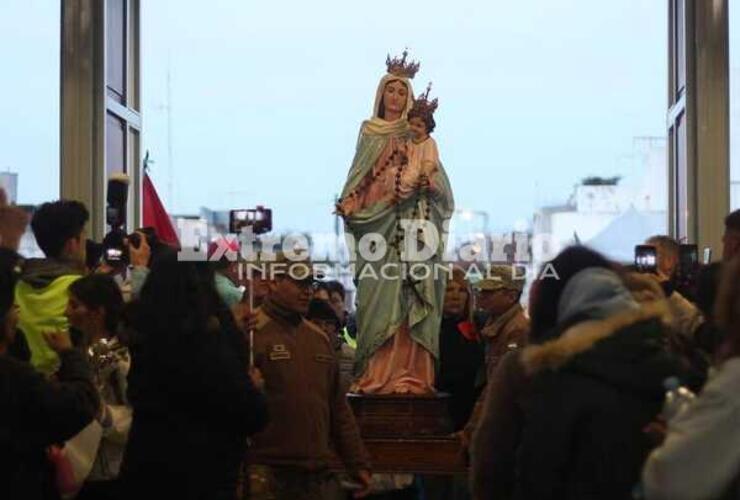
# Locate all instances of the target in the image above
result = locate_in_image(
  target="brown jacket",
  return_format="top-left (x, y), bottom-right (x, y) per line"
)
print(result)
top-left (463, 305), bottom-right (530, 444)
top-left (470, 350), bottom-right (528, 500)
top-left (249, 298), bottom-right (369, 473)
top-left (480, 304), bottom-right (530, 376)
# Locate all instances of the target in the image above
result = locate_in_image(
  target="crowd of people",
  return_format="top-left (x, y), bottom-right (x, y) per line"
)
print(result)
top-left (2, 185), bottom-right (740, 500)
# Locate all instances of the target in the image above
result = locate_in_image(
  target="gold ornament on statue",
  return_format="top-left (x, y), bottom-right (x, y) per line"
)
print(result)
top-left (386, 50), bottom-right (420, 79)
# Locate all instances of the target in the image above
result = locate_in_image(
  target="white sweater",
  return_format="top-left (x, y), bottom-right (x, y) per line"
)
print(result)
top-left (643, 358), bottom-right (740, 500)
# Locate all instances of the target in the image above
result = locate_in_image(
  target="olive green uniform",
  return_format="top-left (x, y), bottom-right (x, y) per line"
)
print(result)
top-left (248, 298), bottom-right (369, 499)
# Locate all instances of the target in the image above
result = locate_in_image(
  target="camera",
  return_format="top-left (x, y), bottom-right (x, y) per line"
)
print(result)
top-left (101, 174), bottom-right (131, 268)
top-left (100, 174), bottom-right (170, 268)
top-left (229, 206), bottom-right (272, 235)
top-left (102, 226), bottom-right (163, 267)
top-left (678, 244), bottom-right (699, 278)
top-left (634, 245), bottom-right (657, 274)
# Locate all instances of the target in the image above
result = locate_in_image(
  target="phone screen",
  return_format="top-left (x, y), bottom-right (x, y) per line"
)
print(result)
top-left (634, 245), bottom-right (657, 273)
top-left (105, 248), bottom-right (123, 262)
top-left (229, 210), bottom-right (249, 234)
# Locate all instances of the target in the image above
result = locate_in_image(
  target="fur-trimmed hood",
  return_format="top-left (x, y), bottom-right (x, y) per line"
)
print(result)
top-left (522, 300), bottom-right (675, 394)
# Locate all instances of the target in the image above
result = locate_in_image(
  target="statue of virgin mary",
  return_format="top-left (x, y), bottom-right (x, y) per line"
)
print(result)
top-left (338, 52), bottom-right (455, 394)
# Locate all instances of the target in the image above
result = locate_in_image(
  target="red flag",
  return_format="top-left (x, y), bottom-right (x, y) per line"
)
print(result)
top-left (142, 173), bottom-right (180, 247)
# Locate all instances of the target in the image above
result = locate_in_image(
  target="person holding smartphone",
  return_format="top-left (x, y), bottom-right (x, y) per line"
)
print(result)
top-left (644, 236), bottom-right (704, 340)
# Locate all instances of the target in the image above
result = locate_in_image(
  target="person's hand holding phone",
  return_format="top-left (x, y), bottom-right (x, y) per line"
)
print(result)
top-left (126, 231), bottom-right (151, 268)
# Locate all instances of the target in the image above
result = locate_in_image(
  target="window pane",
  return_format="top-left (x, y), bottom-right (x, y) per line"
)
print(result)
top-left (676, 0), bottom-right (686, 96)
top-left (106, 112), bottom-right (126, 176)
top-left (0, 1), bottom-right (60, 206)
top-left (128, 0), bottom-right (140, 111)
top-left (675, 113), bottom-right (689, 239)
top-left (128, 127), bottom-right (140, 230)
top-left (107, 0), bottom-right (126, 103)
top-left (730, 1), bottom-right (740, 210)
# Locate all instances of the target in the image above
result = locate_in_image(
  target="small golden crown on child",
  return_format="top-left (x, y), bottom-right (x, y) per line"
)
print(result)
top-left (411, 82), bottom-right (439, 118)
top-left (386, 50), bottom-right (420, 79)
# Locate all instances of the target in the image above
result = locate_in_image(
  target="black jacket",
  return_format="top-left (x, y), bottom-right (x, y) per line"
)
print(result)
top-left (120, 307), bottom-right (268, 499)
top-left (0, 247), bottom-right (22, 276)
top-left (437, 315), bottom-right (484, 430)
top-left (0, 350), bottom-right (99, 500)
top-left (513, 302), bottom-right (688, 500)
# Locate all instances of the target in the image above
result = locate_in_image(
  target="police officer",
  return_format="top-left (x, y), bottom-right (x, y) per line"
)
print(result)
top-left (476, 265), bottom-right (530, 376)
top-left (248, 256), bottom-right (371, 499)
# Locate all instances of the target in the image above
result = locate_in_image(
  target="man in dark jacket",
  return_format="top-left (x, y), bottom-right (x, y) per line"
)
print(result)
top-left (0, 329), bottom-right (99, 500)
top-left (476, 265), bottom-right (530, 377)
top-left (0, 196), bottom-right (99, 500)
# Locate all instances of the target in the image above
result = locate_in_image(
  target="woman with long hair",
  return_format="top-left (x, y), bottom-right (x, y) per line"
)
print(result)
top-left (65, 274), bottom-right (128, 500)
top-left (120, 255), bottom-right (267, 500)
top-left (437, 267), bottom-right (483, 431)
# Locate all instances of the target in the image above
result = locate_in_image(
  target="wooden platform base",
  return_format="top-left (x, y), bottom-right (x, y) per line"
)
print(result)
top-left (360, 437), bottom-right (467, 474)
top-left (344, 392), bottom-right (467, 475)
top-left (347, 392), bottom-right (453, 438)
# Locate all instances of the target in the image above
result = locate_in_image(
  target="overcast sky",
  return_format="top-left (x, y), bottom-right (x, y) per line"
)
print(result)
top-left (2, 0), bottom-right (690, 234)
top-left (140, 0), bottom-right (673, 235)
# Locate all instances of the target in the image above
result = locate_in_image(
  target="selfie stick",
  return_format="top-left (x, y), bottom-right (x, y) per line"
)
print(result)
top-left (249, 276), bottom-right (255, 368)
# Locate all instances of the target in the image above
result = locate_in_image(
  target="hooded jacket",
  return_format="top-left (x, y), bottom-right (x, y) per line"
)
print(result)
top-left (15, 258), bottom-right (83, 375)
top-left (513, 268), bottom-right (687, 500)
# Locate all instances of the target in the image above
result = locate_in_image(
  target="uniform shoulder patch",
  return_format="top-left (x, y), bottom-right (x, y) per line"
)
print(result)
top-left (254, 307), bottom-right (272, 331)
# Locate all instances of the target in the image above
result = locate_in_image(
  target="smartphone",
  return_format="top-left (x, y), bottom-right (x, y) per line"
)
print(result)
top-left (229, 206), bottom-right (273, 235)
top-left (105, 247), bottom-right (124, 263)
top-left (678, 244), bottom-right (699, 279)
top-left (703, 247), bottom-right (713, 265)
top-left (634, 245), bottom-right (657, 273)
top-left (679, 244), bottom-right (698, 266)
top-left (229, 209), bottom-right (250, 234)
